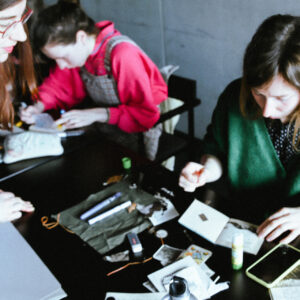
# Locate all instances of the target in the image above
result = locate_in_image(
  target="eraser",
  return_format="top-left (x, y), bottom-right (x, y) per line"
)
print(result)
top-left (127, 232), bottom-right (143, 254)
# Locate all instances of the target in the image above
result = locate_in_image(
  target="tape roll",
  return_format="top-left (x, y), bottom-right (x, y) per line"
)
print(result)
top-left (155, 229), bottom-right (168, 239)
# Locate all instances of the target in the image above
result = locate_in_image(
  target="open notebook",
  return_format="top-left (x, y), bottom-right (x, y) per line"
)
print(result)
top-left (178, 199), bottom-right (264, 255)
top-left (0, 222), bottom-right (67, 300)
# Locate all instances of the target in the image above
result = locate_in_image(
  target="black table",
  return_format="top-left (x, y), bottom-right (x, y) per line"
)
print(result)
top-left (0, 135), bottom-right (282, 300)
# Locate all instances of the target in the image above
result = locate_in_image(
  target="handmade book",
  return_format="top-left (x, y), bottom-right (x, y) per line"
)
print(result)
top-left (178, 199), bottom-right (263, 255)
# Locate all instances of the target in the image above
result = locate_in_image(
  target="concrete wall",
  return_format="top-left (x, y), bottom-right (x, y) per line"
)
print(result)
top-left (43, 0), bottom-right (300, 138)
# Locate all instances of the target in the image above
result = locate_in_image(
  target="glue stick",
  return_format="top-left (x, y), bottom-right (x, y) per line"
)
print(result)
top-left (232, 232), bottom-right (243, 270)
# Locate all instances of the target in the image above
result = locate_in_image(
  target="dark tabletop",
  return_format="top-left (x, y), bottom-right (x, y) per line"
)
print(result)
top-left (0, 132), bottom-right (285, 300)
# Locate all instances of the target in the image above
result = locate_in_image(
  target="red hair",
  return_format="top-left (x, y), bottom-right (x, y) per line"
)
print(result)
top-left (0, 24), bottom-right (37, 129)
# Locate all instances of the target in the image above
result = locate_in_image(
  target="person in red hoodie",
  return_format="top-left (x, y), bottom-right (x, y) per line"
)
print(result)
top-left (20, 0), bottom-right (167, 159)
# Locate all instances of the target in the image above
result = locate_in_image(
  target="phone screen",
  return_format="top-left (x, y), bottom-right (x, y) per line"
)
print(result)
top-left (249, 244), bottom-right (300, 284)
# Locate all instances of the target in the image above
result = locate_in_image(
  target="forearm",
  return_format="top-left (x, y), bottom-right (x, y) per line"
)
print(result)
top-left (38, 66), bottom-right (86, 111)
top-left (109, 105), bottom-right (159, 133)
top-left (87, 107), bottom-right (109, 123)
top-left (55, 107), bottom-right (109, 129)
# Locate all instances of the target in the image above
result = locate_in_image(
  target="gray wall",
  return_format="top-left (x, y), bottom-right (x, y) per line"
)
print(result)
top-left (44, 0), bottom-right (300, 138)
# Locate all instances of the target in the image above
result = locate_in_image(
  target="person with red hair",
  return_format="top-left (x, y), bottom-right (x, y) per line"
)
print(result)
top-left (0, 0), bottom-right (36, 222)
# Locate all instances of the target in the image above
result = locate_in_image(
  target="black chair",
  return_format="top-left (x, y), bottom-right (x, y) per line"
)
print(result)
top-left (152, 74), bottom-right (201, 165)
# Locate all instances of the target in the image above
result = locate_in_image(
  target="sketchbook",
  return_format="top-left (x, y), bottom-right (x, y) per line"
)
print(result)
top-left (0, 222), bottom-right (67, 300)
top-left (178, 199), bottom-right (263, 255)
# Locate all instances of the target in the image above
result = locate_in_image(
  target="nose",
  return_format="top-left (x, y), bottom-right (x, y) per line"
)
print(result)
top-left (262, 97), bottom-right (275, 118)
top-left (10, 23), bottom-right (27, 43)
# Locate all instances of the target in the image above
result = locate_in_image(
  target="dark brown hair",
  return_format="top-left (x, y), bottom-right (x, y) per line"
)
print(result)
top-left (0, 0), bottom-right (37, 129)
top-left (240, 14), bottom-right (300, 151)
top-left (33, 0), bottom-right (98, 50)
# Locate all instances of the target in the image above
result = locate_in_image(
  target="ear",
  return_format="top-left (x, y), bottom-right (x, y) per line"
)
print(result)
top-left (75, 30), bottom-right (88, 45)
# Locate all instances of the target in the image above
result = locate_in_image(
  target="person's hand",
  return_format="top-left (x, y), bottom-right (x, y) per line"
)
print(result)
top-left (257, 207), bottom-right (300, 244)
top-left (0, 190), bottom-right (35, 223)
top-left (19, 101), bottom-right (45, 124)
top-left (179, 155), bottom-right (223, 192)
top-left (55, 108), bottom-right (108, 129)
top-left (179, 162), bottom-right (207, 192)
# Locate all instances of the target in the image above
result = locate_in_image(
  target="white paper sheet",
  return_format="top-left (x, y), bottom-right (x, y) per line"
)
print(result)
top-left (178, 199), bottom-right (229, 243)
top-left (105, 292), bottom-right (166, 300)
top-left (0, 222), bottom-right (67, 300)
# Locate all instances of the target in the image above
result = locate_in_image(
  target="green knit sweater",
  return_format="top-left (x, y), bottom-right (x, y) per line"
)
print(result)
top-left (202, 79), bottom-right (300, 206)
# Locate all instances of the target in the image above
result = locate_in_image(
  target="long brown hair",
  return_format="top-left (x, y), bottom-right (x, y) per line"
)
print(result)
top-left (0, 0), bottom-right (37, 129)
top-left (240, 14), bottom-right (300, 151)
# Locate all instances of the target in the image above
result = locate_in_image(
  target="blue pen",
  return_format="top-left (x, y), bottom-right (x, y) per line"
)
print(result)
top-left (80, 192), bottom-right (122, 220)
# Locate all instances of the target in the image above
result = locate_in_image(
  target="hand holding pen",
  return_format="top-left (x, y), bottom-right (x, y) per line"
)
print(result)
top-left (179, 155), bottom-right (223, 192)
top-left (19, 101), bottom-right (45, 124)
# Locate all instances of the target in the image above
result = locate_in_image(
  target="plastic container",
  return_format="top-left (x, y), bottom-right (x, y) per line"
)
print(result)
top-left (161, 276), bottom-right (197, 300)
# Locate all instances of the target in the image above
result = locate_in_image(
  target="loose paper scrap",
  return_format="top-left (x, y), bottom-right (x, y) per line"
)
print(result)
top-left (103, 250), bottom-right (130, 262)
top-left (215, 218), bottom-right (263, 255)
top-left (105, 292), bottom-right (166, 300)
top-left (153, 244), bottom-right (183, 266)
top-left (149, 197), bottom-right (179, 226)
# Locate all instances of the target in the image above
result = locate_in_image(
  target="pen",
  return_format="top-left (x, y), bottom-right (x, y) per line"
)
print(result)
top-left (58, 130), bottom-right (85, 138)
top-left (88, 200), bottom-right (132, 225)
top-left (80, 192), bottom-right (122, 220)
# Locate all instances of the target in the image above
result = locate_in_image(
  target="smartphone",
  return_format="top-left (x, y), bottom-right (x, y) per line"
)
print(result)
top-left (246, 243), bottom-right (300, 288)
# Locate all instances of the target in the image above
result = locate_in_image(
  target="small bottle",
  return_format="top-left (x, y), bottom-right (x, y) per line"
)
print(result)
top-left (122, 157), bottom-right (131, 177)
top-left (122, 157), bottom-right (131, 170)
top-left (232, 232), bottom-right (243, 270)
top-left (161, 276), bottom-right (197, 300)
top-left (122, 156), bottom-right (137, 184)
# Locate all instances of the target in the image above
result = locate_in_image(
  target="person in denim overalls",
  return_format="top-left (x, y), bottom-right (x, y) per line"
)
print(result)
top-left (21, 1), bottom-right (168, 160)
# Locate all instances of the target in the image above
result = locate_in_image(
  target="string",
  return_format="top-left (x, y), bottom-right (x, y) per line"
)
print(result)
top-left (106, 238), bottom-right (164, 276)
top-left (106, 257), bottom-right (153, 277)
top-left (41, 213), bottom-right (74, 234)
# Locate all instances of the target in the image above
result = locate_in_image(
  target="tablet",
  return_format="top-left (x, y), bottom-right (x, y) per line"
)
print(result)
top-left (246, 244), bottom-right (300, 288)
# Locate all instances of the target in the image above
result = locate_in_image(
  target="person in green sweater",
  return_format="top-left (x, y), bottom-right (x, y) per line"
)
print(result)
top-left (179, 14), bottom-right (300, 244)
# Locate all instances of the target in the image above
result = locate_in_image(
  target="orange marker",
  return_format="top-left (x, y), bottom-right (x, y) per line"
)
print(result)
top-left (193, 168), bottom-right (204, 183)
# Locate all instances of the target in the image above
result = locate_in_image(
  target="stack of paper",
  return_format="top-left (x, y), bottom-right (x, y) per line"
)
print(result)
top-left (147, 256), bottom-right (229, 299)
top-left (0, 222), bottom-right (67, 300)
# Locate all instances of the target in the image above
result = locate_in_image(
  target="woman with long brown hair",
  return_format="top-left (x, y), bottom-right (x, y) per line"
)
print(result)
top-left (179, 15), bottom-right (300, 244)
top-left (0, 0), bottom-right (36, 222)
